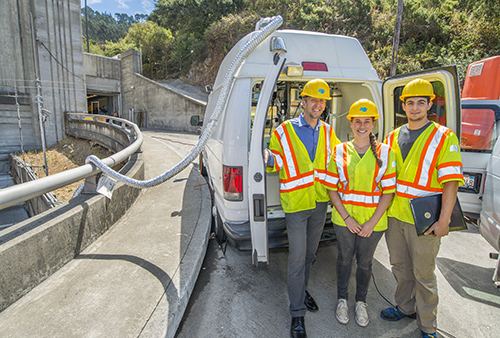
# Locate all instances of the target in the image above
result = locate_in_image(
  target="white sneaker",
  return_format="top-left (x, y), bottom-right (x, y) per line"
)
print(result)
top-left (355, 301), bottom-right (369, 327)
top-left (336, 299), bottom-right (349, 324)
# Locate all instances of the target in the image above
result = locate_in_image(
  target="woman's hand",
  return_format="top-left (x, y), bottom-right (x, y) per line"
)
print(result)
top-left (358, 220), bottom-right (376, 237)
top-left (345, 216), bottom-right (362, 234)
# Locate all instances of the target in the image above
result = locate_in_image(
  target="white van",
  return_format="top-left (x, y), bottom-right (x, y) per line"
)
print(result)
top-left (199, 19), bottom-right (461, 264)
top-left (479, 135), bottom-right (500, 288)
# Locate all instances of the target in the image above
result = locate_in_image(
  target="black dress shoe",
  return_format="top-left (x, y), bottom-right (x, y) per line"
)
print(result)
top-left (304, 290), bottom-right (318, 312)
top-left (290, 316), bottom-right (306, 338)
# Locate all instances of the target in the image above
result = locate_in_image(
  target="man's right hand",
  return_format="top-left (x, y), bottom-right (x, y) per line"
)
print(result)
top-left (263, 149), bottom-right (270, 164)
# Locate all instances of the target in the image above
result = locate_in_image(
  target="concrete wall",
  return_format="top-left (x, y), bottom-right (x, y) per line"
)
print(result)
top-left (0, 119), bottom-right (144, 312)
top-left (0, 1), bottom-right (205, 174)
top-left (120, 49), bottom-right (206, 133)
top-left (0, 0), bottom-right (86, 174)
top-left (65, 117), bottom-right (133, 154)
top-left (84, 53), bottom-right (121, 94)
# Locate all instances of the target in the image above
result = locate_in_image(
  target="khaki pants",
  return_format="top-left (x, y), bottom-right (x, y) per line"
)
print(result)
top-left (385, 217), bottom-right (441, 333)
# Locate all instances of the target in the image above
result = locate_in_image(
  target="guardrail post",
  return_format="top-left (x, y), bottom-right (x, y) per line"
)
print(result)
top-left (83, 174), bottom-right (100, 194)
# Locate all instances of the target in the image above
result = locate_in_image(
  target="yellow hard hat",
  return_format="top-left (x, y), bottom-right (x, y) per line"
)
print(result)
top-left (399, 78), bottom-right (436, 101)
top-left (300, 79), bottom-right (332, 100)
top-left (347, 99), bottom-right (380, 120)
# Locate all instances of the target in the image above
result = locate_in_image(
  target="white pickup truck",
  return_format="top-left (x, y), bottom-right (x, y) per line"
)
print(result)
top-left (198, 17), bottom-right (461, 264)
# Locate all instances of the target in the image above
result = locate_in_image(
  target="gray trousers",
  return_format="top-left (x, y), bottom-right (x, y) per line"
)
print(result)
top-left (385, 217), bottom-right (441, 333)
top-left (286, 202), bottom-right (327, 317)
top-left (334, 224), bottom-right (384, 302)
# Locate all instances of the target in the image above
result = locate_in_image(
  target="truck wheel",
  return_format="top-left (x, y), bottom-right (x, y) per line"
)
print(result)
top-left (212, 206), bottom-right (226, 243)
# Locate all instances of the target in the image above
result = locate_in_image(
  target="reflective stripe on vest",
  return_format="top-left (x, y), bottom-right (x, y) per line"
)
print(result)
top-left (279, 171), bottom-right (315, 192)
top-left (273, 124), bottom-right (297, 177)
top-left (333, 142), bottom-right (394, 207)
top-left (272, 121), bottom-right (332, 193)
top-left (388, 124), bottom-right (461, 199)
top-left (338, 191), bottom-right (381, 207)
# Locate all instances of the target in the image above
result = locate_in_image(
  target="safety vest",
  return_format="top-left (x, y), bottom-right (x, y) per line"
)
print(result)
top-left (325, 142), bottom-right (396, 231)
top-left (385, 122), bottom-right (464, 224)
top-left (267, 120), bottom-right (340, 213)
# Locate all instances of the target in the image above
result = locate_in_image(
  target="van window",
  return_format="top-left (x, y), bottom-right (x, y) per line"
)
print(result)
top-left (461, 106), bottom-right (500, 153)
top-left (251, 81), bottom-right (312, 149)
top-left (251, 80), bottom-right (336, 149)
top-left (392, 81), bottom-right (448, 129)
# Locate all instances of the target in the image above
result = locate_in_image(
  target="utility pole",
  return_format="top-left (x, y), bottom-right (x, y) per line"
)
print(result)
top-left (390, 0), bottom-right (404, 76)
top-left (85, 0), bottom-right (90, 53)
top-left (30, 13), bottom-right (49, 176)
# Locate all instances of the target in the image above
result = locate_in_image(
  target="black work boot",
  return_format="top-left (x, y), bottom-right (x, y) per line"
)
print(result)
top-left (304, 290), bottom-right (318, 312)
top-left (290, 316), bottom-right (306, 338)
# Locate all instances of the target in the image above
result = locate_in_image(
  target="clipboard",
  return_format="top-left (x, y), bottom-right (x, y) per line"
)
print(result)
top-left (409, 194), bottom-right (467, 236)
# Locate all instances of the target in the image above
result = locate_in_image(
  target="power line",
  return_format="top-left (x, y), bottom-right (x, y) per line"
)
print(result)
top-left (38, 40), bottom-right (85, 81)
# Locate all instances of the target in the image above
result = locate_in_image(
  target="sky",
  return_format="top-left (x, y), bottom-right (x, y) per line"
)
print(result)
top-left (81, 0), bottom-right (155, 17)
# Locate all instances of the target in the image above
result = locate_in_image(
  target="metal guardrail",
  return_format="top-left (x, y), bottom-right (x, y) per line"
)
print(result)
top-left (11, 154), bottom-right (61, 214)
top-left (0, 15), bottom-right (283, 211)
top-left (0, 113), bottom-right (143, 211)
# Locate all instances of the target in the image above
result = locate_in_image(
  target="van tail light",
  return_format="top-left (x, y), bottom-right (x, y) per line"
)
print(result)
top-left (302, 61), bottom-right (328, 71)
top-left (223, 165), bottom-right (243, 201)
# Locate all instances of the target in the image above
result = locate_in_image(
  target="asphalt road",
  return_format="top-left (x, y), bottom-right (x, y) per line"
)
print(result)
top-left (176, 221), bottom-right (500, 337)
top-left (153, 130), bottom-right (500, 337)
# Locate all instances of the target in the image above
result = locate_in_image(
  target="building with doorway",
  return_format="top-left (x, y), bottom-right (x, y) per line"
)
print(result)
top-left (0, 0), bottom-right (206, 175)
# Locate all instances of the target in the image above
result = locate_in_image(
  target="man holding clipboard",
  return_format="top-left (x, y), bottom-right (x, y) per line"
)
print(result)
top-left (380, 79), bottom-right (464, 338)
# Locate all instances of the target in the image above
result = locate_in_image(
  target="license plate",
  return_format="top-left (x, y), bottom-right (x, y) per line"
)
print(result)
top-left (462, 174), bottom-right (475, 189)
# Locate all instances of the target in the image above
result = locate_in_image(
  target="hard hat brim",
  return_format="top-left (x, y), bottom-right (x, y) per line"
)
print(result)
top-left (399, 94), bottom-right (436, 102)
top-left (301, 93), bottom-right (332, 100)
top-left (347, 114), bottom-right (379, 120)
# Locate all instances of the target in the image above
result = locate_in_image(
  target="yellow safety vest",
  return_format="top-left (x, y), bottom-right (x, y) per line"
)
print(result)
top-left (385, 122), bottom-right (464, 224)
top-left (267, 120), bottom-right (340, 213)
top-left (325, 142), bottom-right (396, 231)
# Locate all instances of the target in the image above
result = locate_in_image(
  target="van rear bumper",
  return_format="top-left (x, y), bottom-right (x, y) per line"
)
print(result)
top-left (222, 217), bottom-right (336, 251)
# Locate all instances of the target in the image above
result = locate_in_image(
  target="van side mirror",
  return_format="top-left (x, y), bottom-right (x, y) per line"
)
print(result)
top-left (205, 85), bottom-right (213, 93)
top-left (190, 115), bottom-right (202, 126)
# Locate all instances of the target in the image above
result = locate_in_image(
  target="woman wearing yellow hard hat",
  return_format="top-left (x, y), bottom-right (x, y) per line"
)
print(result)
top-left (324, 99), bottom-right (396, 328)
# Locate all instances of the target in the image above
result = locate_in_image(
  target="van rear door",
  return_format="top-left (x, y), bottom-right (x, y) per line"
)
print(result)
top-left (248, 53), bottom-right (286, 265)
top-left (382, 66), bottom-right (461, 137)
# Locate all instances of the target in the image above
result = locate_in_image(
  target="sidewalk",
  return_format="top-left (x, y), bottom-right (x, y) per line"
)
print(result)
top-left (0, 131), bottom-right (212, 338)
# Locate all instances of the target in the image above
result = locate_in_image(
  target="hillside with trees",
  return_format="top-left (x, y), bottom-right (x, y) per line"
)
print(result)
top-left (82, 0), bottom-right (500, 87)
top-left (81, 7), bottom-right (148, 54)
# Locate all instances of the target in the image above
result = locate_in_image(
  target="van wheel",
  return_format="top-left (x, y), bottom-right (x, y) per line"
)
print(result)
top-left (212, 206), bottom-right (226, 243)
top-left (199, 153), bottom-right (208, 177)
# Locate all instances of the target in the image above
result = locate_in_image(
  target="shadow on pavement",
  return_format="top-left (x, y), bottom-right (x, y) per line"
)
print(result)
top-left (437, 257), bottom-right (500, 308)
top-left (75, 254), bottom-right (173, 292)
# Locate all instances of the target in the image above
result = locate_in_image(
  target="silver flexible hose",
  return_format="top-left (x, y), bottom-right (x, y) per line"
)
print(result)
top-left (85, 16), bottom-right (283, 189)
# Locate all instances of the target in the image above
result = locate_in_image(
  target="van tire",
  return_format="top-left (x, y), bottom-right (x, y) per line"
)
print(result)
top-left (212, 206), bottom-right (226, 243)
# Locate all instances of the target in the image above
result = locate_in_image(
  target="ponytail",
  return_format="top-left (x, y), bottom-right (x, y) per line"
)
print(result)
top-left (369, 132), bottom-right (383, 168)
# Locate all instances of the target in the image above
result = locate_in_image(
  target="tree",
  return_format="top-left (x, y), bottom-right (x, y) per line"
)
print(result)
top-left (135, 14), bottom-right (149, 22)
top-left (124, 21), bottom-right (175, 79)
top-left (81, 7), bottom-right (149, 43)
top-left (151, 0), bottom-right (245, 37)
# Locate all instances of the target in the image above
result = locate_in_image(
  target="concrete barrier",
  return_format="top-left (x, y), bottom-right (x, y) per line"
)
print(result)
top-left (0, 118), bottom-right (144, 312)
